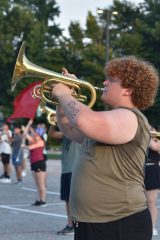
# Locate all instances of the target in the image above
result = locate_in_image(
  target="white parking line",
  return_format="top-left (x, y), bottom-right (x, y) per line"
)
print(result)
top-left (2, 202), bottom-right (65, 207)
top-left (22, 187), bottom-right (60, 195)
top-left (0, 205), bottom-right (67, 218)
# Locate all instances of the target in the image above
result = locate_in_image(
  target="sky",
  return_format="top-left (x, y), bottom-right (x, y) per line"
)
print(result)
top-left (56, 0), bottom-right (143, 36)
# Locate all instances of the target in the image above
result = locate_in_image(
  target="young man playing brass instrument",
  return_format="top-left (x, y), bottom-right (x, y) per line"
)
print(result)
top-left (51, 56), bottom-right (159, 240)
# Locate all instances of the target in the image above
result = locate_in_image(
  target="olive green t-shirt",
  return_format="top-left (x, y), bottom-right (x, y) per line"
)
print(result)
top-left (70, 108), bottom-right (150, 222)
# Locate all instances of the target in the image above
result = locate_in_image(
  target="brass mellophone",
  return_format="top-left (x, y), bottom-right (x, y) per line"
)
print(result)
top-left (11, 42), bottom-right (104, 108)
top-left (39, 101), bottom-right (57, 126)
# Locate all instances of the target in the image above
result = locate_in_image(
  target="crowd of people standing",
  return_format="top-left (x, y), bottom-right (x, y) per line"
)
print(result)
top-left (0, 120), bottom-right (48, 205)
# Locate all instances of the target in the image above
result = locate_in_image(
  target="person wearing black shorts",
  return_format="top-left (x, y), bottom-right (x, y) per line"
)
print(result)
top-left (145, 127), bottom-right (160, 236)
top-left (57, 138), bottom-right (81, 235)
top-left (0, 123), bottom-right (12, 183)
top-left (24, 129), bottom-right (46, 206)
top-left (48, 125), bottom-right (81, 235)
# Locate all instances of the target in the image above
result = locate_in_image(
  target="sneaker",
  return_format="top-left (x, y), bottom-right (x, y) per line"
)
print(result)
top-left (57, 225), bottom-right (74, 235)
top-left (32, 200), bottom-right (46, 206)
top-left (0, 178), bottom-right (11, 183)
top-left (153, 228), bottom-right (158, 236)
top-left (32, 200), bottom-right (41, 206)
top-left (39, 200), bottom-right (46, 206)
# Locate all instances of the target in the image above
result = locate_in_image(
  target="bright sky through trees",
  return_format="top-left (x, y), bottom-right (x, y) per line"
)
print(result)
top-left (56, 0), bottom-right (143, 36)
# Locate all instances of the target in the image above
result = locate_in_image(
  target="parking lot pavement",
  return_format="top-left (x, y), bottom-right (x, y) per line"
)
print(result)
top-left (0, 159), bottom-right (159, 240)
top-left (0, 159), bottom-right (73, 240)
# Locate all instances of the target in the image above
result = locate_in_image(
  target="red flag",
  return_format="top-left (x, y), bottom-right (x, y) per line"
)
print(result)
top-left (7, 82), bottom-right (42, 121)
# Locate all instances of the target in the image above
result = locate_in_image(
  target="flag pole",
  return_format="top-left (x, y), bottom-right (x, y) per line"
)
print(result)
top-left (15, 119), bottom-right (33, 162)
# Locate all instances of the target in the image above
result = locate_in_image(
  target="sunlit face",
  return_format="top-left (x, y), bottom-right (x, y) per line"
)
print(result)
top-left (101, 76), bottom-right (123, 106)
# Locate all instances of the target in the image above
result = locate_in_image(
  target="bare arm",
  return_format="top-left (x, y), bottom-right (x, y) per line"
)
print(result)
top-left (52, 83), bottom-right (138, 144)
top-left (21, 119), bottom-right (34, 145)
top-left (56, 105), bottom-right (85, 143)
top-left (48, 124), bottom-right (63, 139)
top-left (53, 67), bottom-right (85, 143)
top-left (25, 133), bottom-right (34, 144)
top-left (22, 119), bottom-right (33, 138)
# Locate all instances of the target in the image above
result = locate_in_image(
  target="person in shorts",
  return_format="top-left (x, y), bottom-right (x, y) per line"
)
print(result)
top-left (0, 123), bottom-right (12, 183)
top-left (145, 126), bottom-right (160, 236)
top-left (12, 125), bottom-right (23, 183)
top-left (23, 128), bottom-right (46, 206)
top-left (48, 126), bottom-right (81, 235)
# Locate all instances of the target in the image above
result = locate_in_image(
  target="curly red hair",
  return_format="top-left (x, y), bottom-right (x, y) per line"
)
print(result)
top-left (105, 56), bottom-right (159, 110)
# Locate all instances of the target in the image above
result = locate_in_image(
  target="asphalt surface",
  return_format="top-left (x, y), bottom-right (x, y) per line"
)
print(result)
top-left (0, 158), bottom-right (159, 240)
top-left (0, 159), bottom-right (73, 240)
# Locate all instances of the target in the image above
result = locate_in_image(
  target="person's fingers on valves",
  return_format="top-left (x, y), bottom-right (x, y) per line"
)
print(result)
top-left (62, 67), bottom-right (68, 75)
top-left (62, 67), bottom-right (77, 79)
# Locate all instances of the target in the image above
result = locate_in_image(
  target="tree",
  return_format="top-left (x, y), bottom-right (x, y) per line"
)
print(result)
top-left (61, 13), bottom-right (106, 110)
top-left (0, 0), bottom-right (62, 118)
top-left (96, 0), bottom-right (160, 122)
top-left (1, 0), bottom-right (160, 124)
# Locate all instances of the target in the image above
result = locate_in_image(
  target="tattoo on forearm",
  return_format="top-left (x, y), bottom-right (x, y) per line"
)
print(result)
top-left (67, 101), bottom-right (79, 118)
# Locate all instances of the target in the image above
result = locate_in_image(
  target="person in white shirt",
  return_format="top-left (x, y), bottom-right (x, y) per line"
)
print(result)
top-left (0, 123), bottom-right (12, 183)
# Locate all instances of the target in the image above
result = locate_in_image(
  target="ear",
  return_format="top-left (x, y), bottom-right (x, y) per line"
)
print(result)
top-left (123, 88), bottom-right (133, 96)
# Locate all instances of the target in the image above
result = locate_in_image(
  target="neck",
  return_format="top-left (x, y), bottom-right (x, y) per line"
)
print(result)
top-left (116, 98), bottom-right (136, 109)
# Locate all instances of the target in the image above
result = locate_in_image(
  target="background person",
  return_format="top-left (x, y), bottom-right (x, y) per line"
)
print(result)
top-left (36, 123), bottom-right (48, 161)
top-left (11, 125), bottom-right (23, 184)
top-left (23, 128), bottom-right (46, 206)
top-left (52, 56), bottom-right (159, 240)
top-left (48, 125), bottom-right (81, 235)
top-left (145, 126), bottom-right (160, 236)
top-left (36, 123), bottom-right (48, 188)
top-left (0, 123), bottom-right (12, 183)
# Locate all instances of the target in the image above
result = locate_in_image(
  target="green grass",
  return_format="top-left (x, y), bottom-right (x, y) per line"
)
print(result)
top-left (47, 153), bottom-right (62, 160)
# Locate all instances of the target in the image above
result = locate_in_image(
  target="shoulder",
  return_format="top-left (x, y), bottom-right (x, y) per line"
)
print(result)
top-left (108, 108), bottom-right (138, 123)
top-left (39, 139), bottom-right (45, 146)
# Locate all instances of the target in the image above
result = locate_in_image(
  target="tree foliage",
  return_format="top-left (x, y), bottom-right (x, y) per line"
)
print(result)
top-left (0, 0), bottom-right (62, 117)
top-left (1, 0), bottom-right (160, 124)
top-left (92, 0), bottom-right (160, 122)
